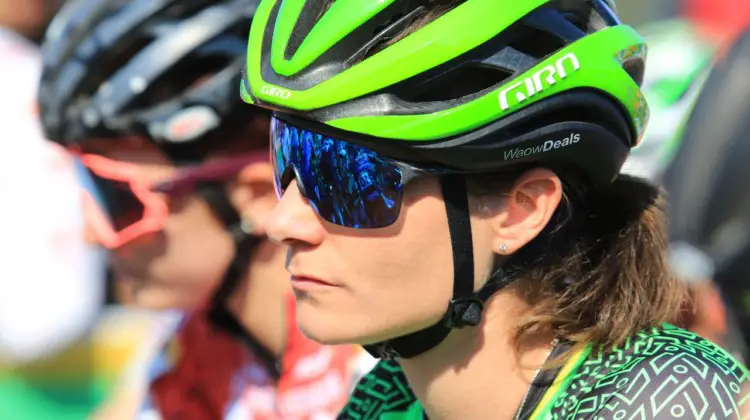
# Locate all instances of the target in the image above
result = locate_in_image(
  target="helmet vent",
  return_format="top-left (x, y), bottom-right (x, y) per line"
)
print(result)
top-left (162, 0), bottom-right (214, 20)
top-left (285, 0), bottom-right (331, 60)
top-left (79, 34), bottom-right (155, 98)
top-left (347, 5), bottom-right (428, 66)
top-left (507, 25), bottom-right (566, 60)
top-left (126, 54), bottom-right (232, 110)
top-left (578, 7), bottom-right (610, 33)
top-left (561, 11), bottom-right (589, 33)
top-left (355, 0), bottom-right (466, 64)
top-left (589, 0), bottom-right (620, 27)
top-left (408, 65), bottom-right (514, 103)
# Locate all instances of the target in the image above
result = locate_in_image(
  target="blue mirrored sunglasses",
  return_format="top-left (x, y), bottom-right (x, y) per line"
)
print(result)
top-left (271, 117), bottom-right (453, 229)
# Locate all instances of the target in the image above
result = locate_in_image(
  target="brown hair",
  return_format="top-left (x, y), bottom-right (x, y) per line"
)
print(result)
top-left (468, 168), bottom-right (686, 353)
top-left (314, 0), bottom-right (687, 351)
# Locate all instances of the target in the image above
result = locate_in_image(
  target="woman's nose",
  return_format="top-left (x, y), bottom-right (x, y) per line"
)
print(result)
top-left (265, 181), bottom-right (325, 247)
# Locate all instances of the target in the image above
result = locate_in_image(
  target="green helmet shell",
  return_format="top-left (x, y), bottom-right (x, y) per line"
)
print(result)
top-left (243, 0), bottom-right (649, 183)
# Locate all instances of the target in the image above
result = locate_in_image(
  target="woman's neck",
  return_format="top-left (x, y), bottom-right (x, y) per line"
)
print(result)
top-left (226, 240), bottom-right (290, 358)
top-left (399, 292), bottom-right (554, 420)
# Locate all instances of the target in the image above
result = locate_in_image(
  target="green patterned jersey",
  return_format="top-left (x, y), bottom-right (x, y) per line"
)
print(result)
top-left (339, 324), bottom-right (750, 419)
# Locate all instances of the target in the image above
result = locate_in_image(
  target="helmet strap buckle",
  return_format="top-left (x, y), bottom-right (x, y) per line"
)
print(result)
top-left (444, 296), bottom-right (484, 328)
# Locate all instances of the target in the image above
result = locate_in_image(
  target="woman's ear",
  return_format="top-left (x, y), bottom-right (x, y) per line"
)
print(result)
top-left (229, 161), bottom-right (277, 234)
top-left (486, 168), bottom-right (563, 255)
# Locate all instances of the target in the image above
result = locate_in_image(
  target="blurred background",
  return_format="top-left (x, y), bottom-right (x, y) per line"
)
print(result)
top-left (1, 0), bottom-right (750, 419)
top-left (620, 0), bottom-right (677, 25)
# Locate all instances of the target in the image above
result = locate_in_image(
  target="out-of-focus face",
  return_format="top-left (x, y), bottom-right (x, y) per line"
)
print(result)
top-left (81, 137), bottom-right (235, 309)
top-left (79, 113), bottom-right (285, 310)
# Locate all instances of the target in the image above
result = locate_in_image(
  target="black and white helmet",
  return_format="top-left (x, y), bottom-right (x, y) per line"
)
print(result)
top-left (39, 0), bottom-right (260, 161)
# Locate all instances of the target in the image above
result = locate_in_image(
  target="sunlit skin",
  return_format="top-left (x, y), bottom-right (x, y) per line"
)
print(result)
top-left (266, 166), bottom-right (564, 419)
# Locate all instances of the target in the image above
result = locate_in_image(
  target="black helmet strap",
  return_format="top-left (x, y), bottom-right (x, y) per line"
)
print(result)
top-left (363, 175), bottom-right (518, 359)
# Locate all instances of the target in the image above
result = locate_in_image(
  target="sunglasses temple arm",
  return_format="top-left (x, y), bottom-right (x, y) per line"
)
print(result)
top-left (400, 165), bottom-right (458, 184)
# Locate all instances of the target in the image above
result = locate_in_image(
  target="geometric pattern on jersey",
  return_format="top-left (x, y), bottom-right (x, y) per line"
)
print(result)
top-left (544, 324), bottom-right (750, 419)
top-left (337, 324), bottom-right (750, 419)
top-left (337, 359), bottom-right (417, 419)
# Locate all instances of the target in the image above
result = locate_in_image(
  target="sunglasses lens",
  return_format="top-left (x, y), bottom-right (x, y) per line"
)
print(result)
top-left (83, 167), bottom-right (146, 232)
top-left (271, 118), bottom-right (404, 228)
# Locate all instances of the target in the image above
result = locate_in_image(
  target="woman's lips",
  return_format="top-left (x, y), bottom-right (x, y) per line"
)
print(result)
top-left (290, 274), bottom-right (340, 290)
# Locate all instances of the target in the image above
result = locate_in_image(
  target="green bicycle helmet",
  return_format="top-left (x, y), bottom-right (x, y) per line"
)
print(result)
top-left (243, 0), bottom-right (647, 182)
top-left (242, 0), bottom-right (649, 358)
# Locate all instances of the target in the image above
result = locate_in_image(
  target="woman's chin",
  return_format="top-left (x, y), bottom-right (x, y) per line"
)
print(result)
top-left (295, 302), bottom-right (398, 347)
top-left (127, 284), bottom-right (200, 311)
top-left (295, 304), bottom-right (362, 345)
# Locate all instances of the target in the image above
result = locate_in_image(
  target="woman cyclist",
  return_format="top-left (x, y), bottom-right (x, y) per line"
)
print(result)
top-left (242, 0), bottom-right (750, 418)
top-left (38, 0), bottom-right (362, 418)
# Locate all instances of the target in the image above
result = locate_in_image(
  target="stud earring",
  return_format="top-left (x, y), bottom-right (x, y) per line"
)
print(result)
top-left (240, 218), bottom-right (256, 235)
top-left (499, 243), bottom-right (508, 254)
